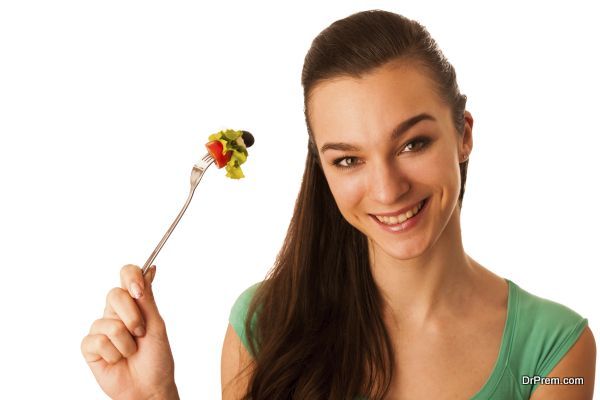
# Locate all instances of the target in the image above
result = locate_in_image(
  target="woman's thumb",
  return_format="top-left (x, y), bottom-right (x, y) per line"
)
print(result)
top-left (137, 265), bottom-right (161, 327)
top-left (147, 264), bottom-right (157, 285)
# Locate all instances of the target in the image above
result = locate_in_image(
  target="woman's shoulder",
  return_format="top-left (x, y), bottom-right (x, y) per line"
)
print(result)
top-left (505, 280), bottom-right (588, 390)
top-left (228, 280), bottom-right (264, 355)
top-left (230, 281), bottom-right (263, 314)
top-left (509, 279), bottom-right (587, 332)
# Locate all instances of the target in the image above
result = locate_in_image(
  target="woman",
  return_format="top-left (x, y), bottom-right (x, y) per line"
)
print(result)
top-left (81, 9), bottom-right (595, 400)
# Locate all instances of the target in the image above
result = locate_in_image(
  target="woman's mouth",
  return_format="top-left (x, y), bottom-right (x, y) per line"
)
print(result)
top-left (369, 197), bottom-right (429, 232)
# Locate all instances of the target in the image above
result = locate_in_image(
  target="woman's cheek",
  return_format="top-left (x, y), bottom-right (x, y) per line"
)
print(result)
top-left (329, 173), bottom-right (365, 211)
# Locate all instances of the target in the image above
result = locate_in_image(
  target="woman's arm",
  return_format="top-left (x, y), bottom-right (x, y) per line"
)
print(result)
top-left (529, 325), bottom-right (596, 400)
top-left (221, 323), bottom-right (255, 400)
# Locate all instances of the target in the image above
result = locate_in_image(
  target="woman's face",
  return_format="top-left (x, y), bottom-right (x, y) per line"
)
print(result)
top-left (308, 60), bottom-right (473, 260)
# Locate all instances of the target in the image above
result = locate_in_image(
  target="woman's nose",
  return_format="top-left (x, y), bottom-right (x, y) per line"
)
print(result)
top-left (367, 161), bottom-right (410, 205)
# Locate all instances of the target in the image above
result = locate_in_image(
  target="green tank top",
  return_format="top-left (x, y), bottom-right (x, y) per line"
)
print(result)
top-left (228, 279), bottom-right (588, 399)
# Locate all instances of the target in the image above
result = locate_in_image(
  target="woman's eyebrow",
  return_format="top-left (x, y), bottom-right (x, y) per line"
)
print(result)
top-left (319, 112), bottom-right (436, 153)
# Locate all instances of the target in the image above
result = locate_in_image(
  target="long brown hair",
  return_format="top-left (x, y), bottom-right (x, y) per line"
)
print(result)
top-left (240, 9), bottom-right (469, 399)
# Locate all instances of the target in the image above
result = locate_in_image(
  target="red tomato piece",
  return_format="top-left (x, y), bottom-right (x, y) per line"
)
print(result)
top-left (205, 140), bottom-right (232, 168)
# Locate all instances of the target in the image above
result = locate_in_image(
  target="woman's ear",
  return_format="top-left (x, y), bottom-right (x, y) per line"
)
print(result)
top-left (460, 110), bottom-right (474, 159)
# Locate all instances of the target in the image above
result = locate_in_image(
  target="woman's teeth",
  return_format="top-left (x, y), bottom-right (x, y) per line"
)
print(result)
top-left (375, 200), bottom-right (425, 225)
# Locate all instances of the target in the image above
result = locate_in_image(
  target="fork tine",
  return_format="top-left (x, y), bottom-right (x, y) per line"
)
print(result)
top-left (203, 153), bottom-right (214, 163)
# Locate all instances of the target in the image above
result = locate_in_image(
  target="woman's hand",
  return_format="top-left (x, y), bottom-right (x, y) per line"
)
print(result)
top-left (81, 265), bottom-right (179, 400)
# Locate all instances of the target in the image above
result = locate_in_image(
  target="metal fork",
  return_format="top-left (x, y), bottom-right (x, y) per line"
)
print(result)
top-left (141, 153), bottom-right (215, 276)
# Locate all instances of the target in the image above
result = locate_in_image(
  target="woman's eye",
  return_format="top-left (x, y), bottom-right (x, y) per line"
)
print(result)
top-left (402, 137), bottom-right (430, 153)
top-left (333, 156), bottom-right (360, 169)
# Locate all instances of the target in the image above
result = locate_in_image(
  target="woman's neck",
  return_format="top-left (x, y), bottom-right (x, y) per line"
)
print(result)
top-left (368, 205), bottom-right (478, 330)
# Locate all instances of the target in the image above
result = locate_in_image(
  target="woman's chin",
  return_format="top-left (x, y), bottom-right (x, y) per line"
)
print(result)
top-left (368, 234), bottom-right (430, 261)
top-left (385, 245), bottom-right (427, 261)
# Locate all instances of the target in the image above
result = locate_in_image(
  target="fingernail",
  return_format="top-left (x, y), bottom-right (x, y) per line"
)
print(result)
top-left (134, 326), bottom-right (146, 337)
top-left (130, 282), bottom-right (143, 299)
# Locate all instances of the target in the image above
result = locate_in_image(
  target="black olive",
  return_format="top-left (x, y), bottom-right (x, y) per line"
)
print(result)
top-left (241, 130), bottom-right (255, 148)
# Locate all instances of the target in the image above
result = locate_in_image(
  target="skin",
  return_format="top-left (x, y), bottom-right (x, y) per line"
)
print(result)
top-left (80, 265), bottom-right (180, 400)
top-left (308, 59), bottom-right (596, 399)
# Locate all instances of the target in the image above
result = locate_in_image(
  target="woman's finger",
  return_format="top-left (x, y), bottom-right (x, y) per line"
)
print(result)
top-left (88, 318), bottom-right (138, 359)
top-left (120, 264), bottom-right (146, 299)
top-left (81, 333), bottom-right (124, 365)
top-left (103, 287), bottom-right (146, 338)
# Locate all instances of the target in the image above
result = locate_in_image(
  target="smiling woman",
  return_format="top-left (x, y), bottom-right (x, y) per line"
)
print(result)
top-left (222, 9), bottom-right (596, 400)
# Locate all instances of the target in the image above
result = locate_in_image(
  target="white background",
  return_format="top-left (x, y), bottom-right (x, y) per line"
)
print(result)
top-left (1, 1), bottom-right (598, 398)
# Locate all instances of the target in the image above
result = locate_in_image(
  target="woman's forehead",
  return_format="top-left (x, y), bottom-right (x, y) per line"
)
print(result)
top-left (310, 63), bottom-right (441, 111)
top-left (308, 64), bottom-right (448, 143)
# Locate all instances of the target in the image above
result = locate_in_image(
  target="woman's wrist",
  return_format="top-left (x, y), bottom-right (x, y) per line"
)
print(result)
top-left (148, 383), bottom-right (180, 400)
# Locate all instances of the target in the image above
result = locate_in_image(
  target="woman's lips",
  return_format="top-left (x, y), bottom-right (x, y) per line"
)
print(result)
top-left (369, 197), bottom-right (429, 232)
top-left (370, 198), bottom-right (426, 217)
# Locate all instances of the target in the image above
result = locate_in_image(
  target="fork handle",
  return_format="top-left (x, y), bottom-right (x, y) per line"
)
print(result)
top-left (141, 166), bottom-right (207, 276)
